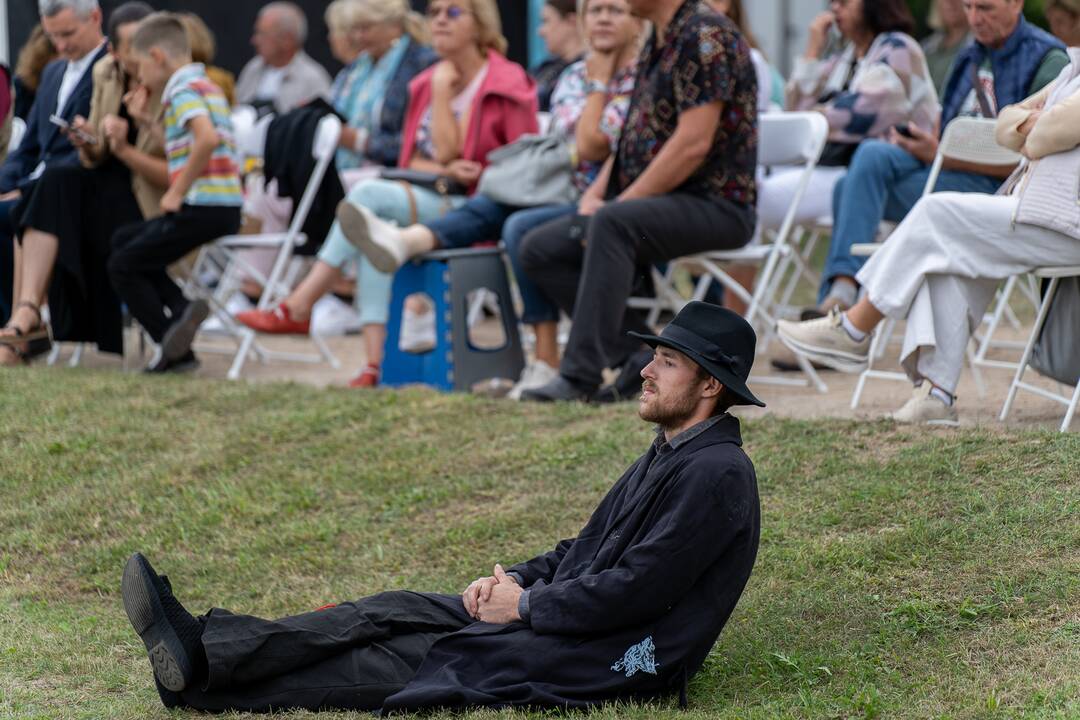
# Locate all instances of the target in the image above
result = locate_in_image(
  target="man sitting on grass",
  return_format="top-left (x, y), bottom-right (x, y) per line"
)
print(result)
top-left (121, 301), bottom-right (762, 713)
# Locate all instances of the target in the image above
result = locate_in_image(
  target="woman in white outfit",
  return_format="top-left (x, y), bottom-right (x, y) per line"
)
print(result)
top-left (777, 49), bottom-right (1080, 426)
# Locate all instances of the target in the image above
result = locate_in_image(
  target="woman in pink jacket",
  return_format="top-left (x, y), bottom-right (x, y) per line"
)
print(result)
top-left (238, 0), bottom-right (537, 386)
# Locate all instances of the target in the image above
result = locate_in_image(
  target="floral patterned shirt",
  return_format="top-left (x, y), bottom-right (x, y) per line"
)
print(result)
top-left (611, 1), bottom-right (758, 207)
top-left (549, 60), bottom-right (637, 192)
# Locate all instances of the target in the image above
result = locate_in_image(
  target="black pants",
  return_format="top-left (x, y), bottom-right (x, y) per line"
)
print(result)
top-left (519, 193), bottom-right (755, 387)
top-left (179, 591), bottom-right (471, 713)
top-left (108, 204), bottom-right (240, 343)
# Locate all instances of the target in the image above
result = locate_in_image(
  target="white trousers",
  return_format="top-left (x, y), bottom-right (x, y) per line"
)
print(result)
top-left (756, 166), bottom-right (846, 231)
top-left (857, 192), bottom-right (1080, 394)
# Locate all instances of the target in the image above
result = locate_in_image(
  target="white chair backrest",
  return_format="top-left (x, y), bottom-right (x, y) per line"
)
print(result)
top-left (922, 116), bottom-right (1020, 195)
top-left (8, 117), bottom-right (26, 153)
top-left (285, 114), bottom-right (343, 239)
top-left (758, 112), bottom-right (829, 168)
top-left (537, 111), bottom-right (553, 135)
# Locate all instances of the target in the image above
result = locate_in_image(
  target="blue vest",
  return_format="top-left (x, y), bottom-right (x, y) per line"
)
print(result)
top-left (940, 17), bottom-right (1065, 128)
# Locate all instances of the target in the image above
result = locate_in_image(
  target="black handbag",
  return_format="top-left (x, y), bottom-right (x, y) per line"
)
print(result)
top-left (378, 168), bottom-right (467, 197)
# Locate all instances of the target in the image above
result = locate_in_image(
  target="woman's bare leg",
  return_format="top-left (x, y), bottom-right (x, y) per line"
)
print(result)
top-left (283, 261), bottom-right (345, 320)
top-left (845, 296), bottom-right (885, 333)
top-left (531, 321), bottom-right (559, 368)
top-left (362, 323), bottom-right (387, 367)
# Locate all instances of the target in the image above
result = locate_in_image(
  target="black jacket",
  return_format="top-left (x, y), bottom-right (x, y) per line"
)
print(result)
top-left (263, 100), bottom-right (345, 255)
top-left (383, 414), bottom-right (760, 712)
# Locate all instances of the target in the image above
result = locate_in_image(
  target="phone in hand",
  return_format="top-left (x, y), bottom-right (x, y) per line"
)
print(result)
top-left (892, 123), bottom-right (914, 139)
top-left (50, 114), bottom-right (97, 144)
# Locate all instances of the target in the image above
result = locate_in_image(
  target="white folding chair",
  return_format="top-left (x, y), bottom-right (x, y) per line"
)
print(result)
top-left (850, 116), bottom-right (1019, 408)
top-left (668, 112), bottom-right (832, 393)
top-left (191, 114), bottom-right (343, 380)
top-left (999, 266), bottom-right (1080, 432)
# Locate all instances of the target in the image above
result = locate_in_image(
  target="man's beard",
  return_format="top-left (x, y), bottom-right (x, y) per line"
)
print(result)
top-left (638, 383), bottom-right (699, 428)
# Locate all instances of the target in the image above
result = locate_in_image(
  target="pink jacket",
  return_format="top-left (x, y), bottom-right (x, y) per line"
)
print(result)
top-left (398, 50), bottom-right (539, 191)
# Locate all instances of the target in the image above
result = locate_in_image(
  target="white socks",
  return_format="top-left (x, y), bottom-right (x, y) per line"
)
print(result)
top-left (929, 385), bottom-right (954, 406)
top-left (840, 313), bottom-right (867, 342)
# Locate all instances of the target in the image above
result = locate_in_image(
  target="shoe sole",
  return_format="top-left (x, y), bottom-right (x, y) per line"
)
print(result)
top-left (121, 554), bottom-right (193, 692)
top-left (336, 201), bottom-right (400, 275)
top-left (890, 415), bottom-right (960, 427)
top-left (776, 330), bottom-right (868, 374)
top-left (162, 300), bottom-right (209, 363)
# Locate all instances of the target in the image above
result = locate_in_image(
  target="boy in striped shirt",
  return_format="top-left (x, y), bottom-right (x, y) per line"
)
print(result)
top-left (108, 13), bottom-right (241, 373)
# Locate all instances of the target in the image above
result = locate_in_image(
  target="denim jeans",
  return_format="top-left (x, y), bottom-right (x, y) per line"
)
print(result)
top-left (426, 195), bottom-right (572, 325)
top-left (318, 179), bottom-right (465, 326)
top-left (820, 139), bottom-right (1002, 303)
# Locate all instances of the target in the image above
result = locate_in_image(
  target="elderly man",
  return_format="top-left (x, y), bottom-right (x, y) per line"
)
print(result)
top-left (0, 0), bottom-right (106, 326)
top-left (810, 0), bottom-right (1068, 316)
top-left (122, 301), bottom-right (761, 713)
top-left (235, 1), bottom-right (331, 114)
top-left (519, 0), bottom-right (759, 403)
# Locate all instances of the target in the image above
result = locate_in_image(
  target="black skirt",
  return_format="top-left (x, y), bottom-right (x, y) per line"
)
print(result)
top-left (17, 159), bottom-right (143, 353)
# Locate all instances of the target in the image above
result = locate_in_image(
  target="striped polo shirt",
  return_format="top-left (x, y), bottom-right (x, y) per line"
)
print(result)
top-left (163, 63), bottom-right (242, 206)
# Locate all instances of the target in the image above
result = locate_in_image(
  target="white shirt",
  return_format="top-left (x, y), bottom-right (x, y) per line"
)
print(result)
top-left (255, 66), bottom-right (286, 100)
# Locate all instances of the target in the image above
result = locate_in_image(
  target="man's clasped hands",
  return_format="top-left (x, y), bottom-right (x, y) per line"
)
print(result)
top-left (461, 564), bottom-right (523, 624)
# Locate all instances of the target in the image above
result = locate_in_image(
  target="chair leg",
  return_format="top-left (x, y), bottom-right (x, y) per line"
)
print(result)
top-left (975, 276), bottom-right (1015, 363)
top-left (1000, 277), bottom-right (1058, 422)
top-left (68, 343), bottom-right (84, 368)
top-left (1062, 379), bottom-right (1080, 432)
top-left (851, 319), bottom-right (891, 410)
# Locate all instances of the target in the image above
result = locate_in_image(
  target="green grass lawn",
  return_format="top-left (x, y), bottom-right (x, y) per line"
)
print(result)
top-left (1, 369), bottom-right (1078, 720)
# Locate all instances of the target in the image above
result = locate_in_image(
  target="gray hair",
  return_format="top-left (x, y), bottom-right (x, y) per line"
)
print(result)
top-left (258, 2), bottom-right (307, 45)
top-left (39, 0), bottom-right (99, 19)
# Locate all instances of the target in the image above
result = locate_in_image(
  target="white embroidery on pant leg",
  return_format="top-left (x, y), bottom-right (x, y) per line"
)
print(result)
top-left (611, 636), bottom-right (659, 677)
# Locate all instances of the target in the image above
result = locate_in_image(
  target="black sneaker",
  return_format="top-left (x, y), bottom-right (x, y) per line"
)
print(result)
top-left (121, 553), bottom-right (204, 693)
top-left (161, 299), bottom-right (209, 362)
top-left (144, 350), bottom-right (200, 374)
top-left (520, 375), bottom-right (595, 403)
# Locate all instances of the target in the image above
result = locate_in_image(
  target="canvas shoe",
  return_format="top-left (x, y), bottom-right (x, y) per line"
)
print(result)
top-left (889, 383), bottom-right (960, 426)
top-left (336, 200), bottom-right (407, 274)
top-left (776, 308), bottom-right (871, 373)
top-left (399, 307), bottom-right (436, 353)
top-left (508, 360), bottom-right (559, 400)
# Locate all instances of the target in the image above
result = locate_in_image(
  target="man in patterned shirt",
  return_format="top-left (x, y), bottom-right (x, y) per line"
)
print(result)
top-left (107, 13), bottom-right (242, 373)
top-left (521, 0), bottom-right (758, 403)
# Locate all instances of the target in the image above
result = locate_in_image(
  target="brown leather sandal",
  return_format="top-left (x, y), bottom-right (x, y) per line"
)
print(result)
top-left (0, 301), bottom-right (52, 346)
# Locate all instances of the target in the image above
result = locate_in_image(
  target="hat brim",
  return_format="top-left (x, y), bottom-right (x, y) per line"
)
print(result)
top-left (628, 331), bottom-right (766, 408)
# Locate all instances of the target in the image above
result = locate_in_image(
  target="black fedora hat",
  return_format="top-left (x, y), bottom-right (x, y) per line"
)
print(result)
top-left (628, 302), bottom-right (765, 408)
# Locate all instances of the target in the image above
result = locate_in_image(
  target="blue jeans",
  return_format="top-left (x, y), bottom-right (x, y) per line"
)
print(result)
top-left (427, 195), bottom-right (571, 325)
top-left (821, 140), bottom-right (1002, 303)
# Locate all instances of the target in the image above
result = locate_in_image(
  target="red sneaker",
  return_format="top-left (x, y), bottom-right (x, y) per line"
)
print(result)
top-left (349, 364), bottom-right (381, 388)
top-left (235, 303), bottom-right (310, 334)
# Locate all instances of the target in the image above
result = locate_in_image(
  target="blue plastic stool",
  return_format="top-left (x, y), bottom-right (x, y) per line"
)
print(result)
top-left (382, 247), bottom-right (526, 392)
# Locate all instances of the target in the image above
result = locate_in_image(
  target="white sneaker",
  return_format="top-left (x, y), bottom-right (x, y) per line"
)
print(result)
top-left (776, 308), bottom-right (871, 373)
top-left (400, 307), bottom-right (436, 353)
top-left (508, 360), bottom-right (559, 401)
top-left (889, 384), bottom-right (960, 426)
top-left (311, 295), bottom-right (363, 336)
top-left (336, 200), bottom-right (406, 274)
top-left (201, 292), bottom-right (253, 333)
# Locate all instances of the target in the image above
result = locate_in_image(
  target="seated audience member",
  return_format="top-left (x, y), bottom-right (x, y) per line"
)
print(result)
top-left (533, 0), bottom-right (586, 112)
top-left (122, 301), bottom-right (761, 713)
top-left (1046, 0), bottom-right (1080, 47)
top-left (922, 0), bottom-right (972, 96)
top-left (0, 0), bottom-right (107, 328)
top-left (778, 51), bottom-right (1080, 426)
top-left (238, 0), bottom-right (537, 388)
top-left (12, 25), bottom-right (59, 122)
top-left (762, 0), bottom-right (937, 244)
top-left (333, 0), bottom-right (641, 395)
top-left (812, 0), bottom-right (1067, 316)
top-left (0, 66), bottom-right (13, 164)
top-left (518, 0), bottom-right (758, 403)
top-left (707, 0), bottom-right (783, 112)
top-left (235, 2), bottom-right (331, 115)
top-left (0, 1), bottom-right (164, 368)
top-left (179, 13), bottom-right (237, 107)
top-left (106, 14), bottom-right (242, 374)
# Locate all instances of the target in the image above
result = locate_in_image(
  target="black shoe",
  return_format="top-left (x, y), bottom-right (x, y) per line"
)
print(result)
top-left (592, 349), bottom-right (652, 404)
top-left (121, 553), bottom-right (204, 693)
top-left (161, 299), bottom-right (209, 362)
top-left (520, 375), bottom-right (595, 403)
top-left (144, 350), bottom-right (200, 374)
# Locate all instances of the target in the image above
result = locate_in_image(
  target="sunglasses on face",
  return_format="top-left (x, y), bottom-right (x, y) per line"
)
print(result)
top-left (426, 4), bottom-right (469, 20)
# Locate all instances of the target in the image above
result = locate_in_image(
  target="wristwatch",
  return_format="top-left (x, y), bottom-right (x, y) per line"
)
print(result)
top-left (586, 79), bottom-right (608, 95)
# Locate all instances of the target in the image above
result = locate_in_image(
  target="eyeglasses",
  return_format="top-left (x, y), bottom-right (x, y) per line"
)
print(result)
top-left (586, 4), bottom-right (629, 17)
top-left (426, 4), bottom-right (470, 20)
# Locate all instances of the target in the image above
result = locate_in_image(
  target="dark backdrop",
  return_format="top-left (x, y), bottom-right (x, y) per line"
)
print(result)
top-left (7, 0), bottom-right (530, 77)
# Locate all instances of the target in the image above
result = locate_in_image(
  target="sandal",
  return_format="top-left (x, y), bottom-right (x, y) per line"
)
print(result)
top-left (0, 301), bottom-right (52, 346)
